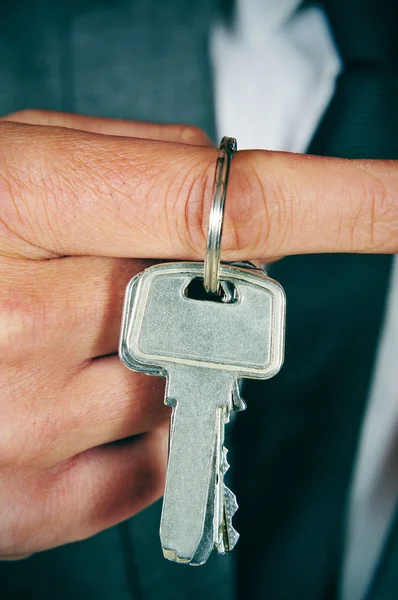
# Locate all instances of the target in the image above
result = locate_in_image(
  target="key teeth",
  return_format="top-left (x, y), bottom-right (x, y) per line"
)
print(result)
top-left (232, 381), bottom-right (247, 413)
top-left (216, 441), bottom-right (239, 555)
top-left (217, 485), bottom-right (239, 554)
top-left (221, 446), bottom-right (229, 476)
top-left (225, 524), bottom-right (240, 552)
top-left (224, 485), bottom-right (238, 520)
top-left (224, 485), bottom-right (239, 551)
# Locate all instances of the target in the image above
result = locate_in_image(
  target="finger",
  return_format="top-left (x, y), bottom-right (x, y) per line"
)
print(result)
top-left (2, 424), bottom-right (168, 557)
top-left (54, 357), bottom-right (170, 464)
top-left (2, 121), bottom-right (398, 260)
top-left (2, 356), bottom-right (170, 468)
top-left (2, 109), bottom-right (213, 145)
top-left (0, 256), bottom-right (150, 365)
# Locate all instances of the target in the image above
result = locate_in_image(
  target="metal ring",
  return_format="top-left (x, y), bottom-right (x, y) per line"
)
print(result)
top-left (203, 136), bottom-right (237, 295)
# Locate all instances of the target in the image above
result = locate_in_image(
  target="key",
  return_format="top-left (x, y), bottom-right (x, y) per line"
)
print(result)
top-left (119, 260), bottom-right (285, 565)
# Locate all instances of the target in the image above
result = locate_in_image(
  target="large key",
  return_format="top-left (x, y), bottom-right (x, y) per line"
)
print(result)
top-left (119, 260), bottom-right (285, 565)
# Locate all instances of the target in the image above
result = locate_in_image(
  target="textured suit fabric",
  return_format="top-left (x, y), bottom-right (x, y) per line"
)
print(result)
top-left (0, 0), bottom-right (217, 133)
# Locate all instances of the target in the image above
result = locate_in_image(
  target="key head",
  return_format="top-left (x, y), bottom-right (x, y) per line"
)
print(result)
top-left (119, 262), bottom-right (285, 380)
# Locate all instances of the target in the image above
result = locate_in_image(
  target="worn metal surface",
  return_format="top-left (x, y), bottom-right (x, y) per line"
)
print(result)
top-left (119, 261), bottom-right (285, 565)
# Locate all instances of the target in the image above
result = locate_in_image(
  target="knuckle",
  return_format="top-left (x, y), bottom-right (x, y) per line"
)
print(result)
top-left (0, 128), bottom-right (40, 249)
top-left (0, 121), bottom-right (68, 257)
top-left (363, 171), bottom-right (398, 252)
top-left (0, 139), bottom-right (22, 227)
top-left (174, 154), bottom-right (215, 255)
top-left (227, 158), bottom-right (269, 256)
top-left (0, 287), bottom-right (60, 466)
top-left (171, 150), bottom-right (271, 260)
top-left (219, 153), bottom-right (274, 258)
top-left (0, 281), bottom-right (46, 364)
top-left (345, 169), bottom-right (398, 252)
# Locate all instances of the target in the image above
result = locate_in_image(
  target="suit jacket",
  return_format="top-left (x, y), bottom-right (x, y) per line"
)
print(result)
top-left (0, 1), bottom-right (396, 599)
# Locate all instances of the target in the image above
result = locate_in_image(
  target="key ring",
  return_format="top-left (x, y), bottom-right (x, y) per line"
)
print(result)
top-left (203, 136), bottom-right (237, 295)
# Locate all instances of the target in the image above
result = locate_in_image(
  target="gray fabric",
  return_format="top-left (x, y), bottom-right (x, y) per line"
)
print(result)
top-left (0, 0), bottom-right (217, 137)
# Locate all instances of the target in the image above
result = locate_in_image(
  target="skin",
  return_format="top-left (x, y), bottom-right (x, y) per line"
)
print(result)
top-left (0, 110), bottom-right (397, 560)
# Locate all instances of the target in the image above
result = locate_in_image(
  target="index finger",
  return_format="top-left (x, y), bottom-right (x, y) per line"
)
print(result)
top-left (1, 121), bottom-right (397, 260)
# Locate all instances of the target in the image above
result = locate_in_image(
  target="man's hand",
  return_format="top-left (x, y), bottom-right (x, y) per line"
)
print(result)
top-left (0, 111), bottom-right (213, 559)
top-left (0, 109), bottom-right (397, 559)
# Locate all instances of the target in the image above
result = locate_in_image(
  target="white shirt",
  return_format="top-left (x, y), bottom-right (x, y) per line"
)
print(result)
top-left (211, 2), bottom-right (398, 599)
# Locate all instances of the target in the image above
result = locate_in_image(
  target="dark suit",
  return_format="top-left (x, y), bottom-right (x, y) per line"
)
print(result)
top-left (0, 1), bottom-right (397, 599)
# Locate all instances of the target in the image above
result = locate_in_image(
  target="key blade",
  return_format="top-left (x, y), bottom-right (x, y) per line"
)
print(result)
top-left (160, 368), bottom-right (234, 565)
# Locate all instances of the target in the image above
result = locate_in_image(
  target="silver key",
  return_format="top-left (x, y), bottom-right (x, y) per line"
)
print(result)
top-left (119, 261), bottom-right (285, 565)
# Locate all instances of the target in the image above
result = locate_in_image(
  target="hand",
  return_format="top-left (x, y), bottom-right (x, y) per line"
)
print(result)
top-left (0, 109), bottom-right (396, 560)
top-left (0, 110), bottom-right (212, 559)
